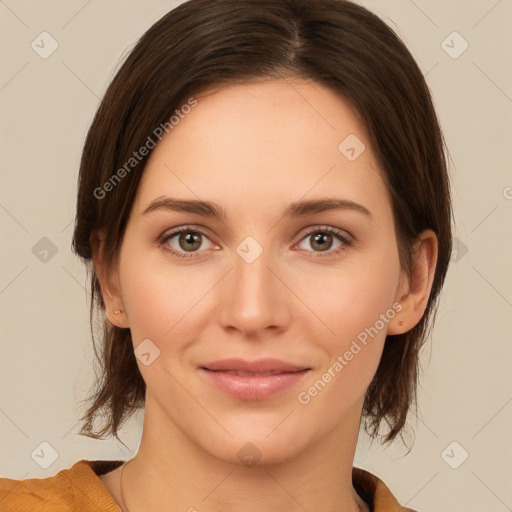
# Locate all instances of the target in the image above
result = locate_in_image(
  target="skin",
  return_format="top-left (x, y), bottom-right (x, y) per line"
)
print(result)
top-left (92, 78), bottom-right (438, 512)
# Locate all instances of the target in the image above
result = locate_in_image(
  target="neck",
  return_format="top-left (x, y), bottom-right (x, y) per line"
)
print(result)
top-left (120, 397), bottom-right (367, 512)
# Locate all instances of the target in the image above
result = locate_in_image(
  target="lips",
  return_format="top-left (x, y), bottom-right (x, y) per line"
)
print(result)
top-left (216, 370), bottom-right (288, 376)
top-left (201, 358), bottom-right (308, 373)
top-left (199, 358), bottom-right (311, 401)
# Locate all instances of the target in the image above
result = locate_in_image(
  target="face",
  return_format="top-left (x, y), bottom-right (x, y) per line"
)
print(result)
top-left (101, 79), bottom-right (416, 465)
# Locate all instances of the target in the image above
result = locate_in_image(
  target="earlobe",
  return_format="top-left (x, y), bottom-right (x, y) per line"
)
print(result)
top-left (90, 230), bottom-right (129, 329)
top-left (387, 230), bottom-right (438, 336)
top-left (105, 307), bottom-right (130, 329)
top-left (108, 307), bottom-right (129, 329)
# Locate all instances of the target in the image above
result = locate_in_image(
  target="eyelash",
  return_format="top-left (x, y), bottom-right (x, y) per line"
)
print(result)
top-left (158, 225), bottom-right (353, 259)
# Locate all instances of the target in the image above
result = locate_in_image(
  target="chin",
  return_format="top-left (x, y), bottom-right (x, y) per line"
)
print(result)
top-left (209, 439), bottom-right (299, 468)
top-left (197, 416), bottom-right (314, 468)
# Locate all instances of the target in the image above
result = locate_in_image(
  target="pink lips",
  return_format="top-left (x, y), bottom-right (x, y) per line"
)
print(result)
top-left (199, 358), bottom-right (311, 401)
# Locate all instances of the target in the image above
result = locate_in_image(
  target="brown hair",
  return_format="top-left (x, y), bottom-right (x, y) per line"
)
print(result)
top-left (72, 0), bottom-right (452, 446)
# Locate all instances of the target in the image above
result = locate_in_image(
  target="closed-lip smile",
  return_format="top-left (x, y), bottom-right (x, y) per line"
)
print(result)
top-left (199, 358), bottom-right (311, 401)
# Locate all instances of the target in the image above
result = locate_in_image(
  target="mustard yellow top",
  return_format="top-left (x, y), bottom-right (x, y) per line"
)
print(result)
top-left (0, 460), bottom-right (417, 511)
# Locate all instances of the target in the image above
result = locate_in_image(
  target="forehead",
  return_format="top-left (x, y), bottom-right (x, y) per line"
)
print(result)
top-left (133, 79), bottom-right (389, 222)
top-left (173, 78), bottom-right (371, 161)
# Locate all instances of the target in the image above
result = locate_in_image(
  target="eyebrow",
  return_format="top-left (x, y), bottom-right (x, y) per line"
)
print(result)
top-left (142, 196), bottom-right (372, 220)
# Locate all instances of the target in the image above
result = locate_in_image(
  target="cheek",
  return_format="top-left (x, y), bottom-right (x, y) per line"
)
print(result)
top-left (118, 248), bottom-right (216, 345)
top-left (294, 251), bottom-right (401, 401)
top-left (295, 271), bottom-right (399, 414)
top-left (296, 251), bottom-right (401, 345)
top-left (117, 254), bottom-right (214, 400)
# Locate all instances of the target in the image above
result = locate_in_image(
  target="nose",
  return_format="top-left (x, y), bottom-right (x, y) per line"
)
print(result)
top-left (218, 243), bottom-right (291, 339)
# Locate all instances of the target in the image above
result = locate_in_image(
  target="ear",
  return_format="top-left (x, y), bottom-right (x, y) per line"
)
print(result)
top-left (90, 229), bottom-right (129, 329)
top-left (387, 229), bottom-right (438, 335)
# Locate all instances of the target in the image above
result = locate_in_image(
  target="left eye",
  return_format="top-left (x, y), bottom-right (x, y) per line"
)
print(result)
top-left (295, 227), bottom-right (351, 256)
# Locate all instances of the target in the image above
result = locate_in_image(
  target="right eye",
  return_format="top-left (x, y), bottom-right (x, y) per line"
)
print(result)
top-left (159, 226), bottom-right (219, 259)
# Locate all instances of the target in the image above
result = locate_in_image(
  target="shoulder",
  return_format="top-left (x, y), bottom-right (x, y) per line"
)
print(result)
top-left (0, 459), bottom-right (123, 512)
top-left (353, 467), bottom-right (419, 512)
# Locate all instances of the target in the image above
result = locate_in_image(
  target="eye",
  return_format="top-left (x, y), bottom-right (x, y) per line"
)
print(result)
top-left (295, 226), bottom-right (352, 257)
top-left (159, 226), bottom-right (218, 259)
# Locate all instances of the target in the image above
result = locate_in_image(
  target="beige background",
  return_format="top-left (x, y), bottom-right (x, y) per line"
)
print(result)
top-left (1, 1), bottom-right (511, 510)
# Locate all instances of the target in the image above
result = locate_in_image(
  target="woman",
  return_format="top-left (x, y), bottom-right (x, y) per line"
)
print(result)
top-left (0, 0), bottom-right (451, 510)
